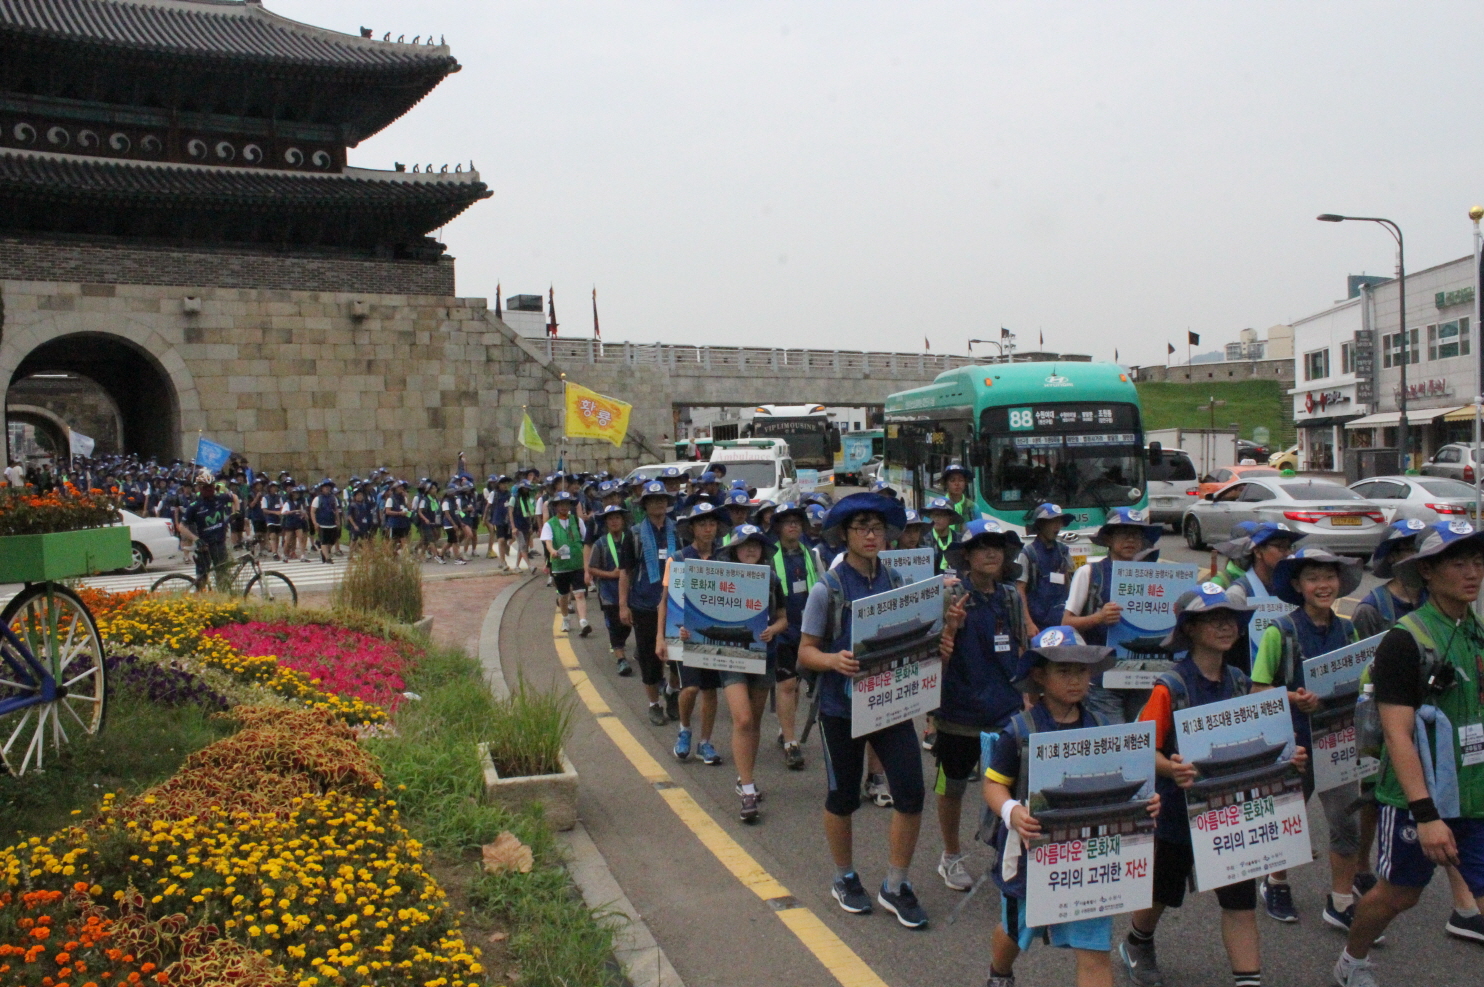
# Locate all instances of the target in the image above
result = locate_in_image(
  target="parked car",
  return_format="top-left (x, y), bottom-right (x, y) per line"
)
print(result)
top-left (1197, 464), bottom-right (1282, 500)
top-left (707, 446), bottom-right (800, 504)
top-left (117, 509), bottom-right (181, 574)
top-left (1237, 439), bottom-right (1270, 462)
top-left (858, 454), bottom-right (884, 486)
top-left (1268, 444), bottom-right (1299, 471)
top-left (1146, 445), bottom-right (1199, 529)
top-left (623, 461), bottom-right (709, 486)
top-left (1348, 475), bottom-right (1479, 524)
top-left (1181, 477), bottom-right (1386, 555)
top-left (1420, 443), bottom-right (1484, 483)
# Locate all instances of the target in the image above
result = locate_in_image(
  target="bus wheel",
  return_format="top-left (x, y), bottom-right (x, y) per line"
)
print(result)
top-left (1183, 516), bottom-right (1206, 551)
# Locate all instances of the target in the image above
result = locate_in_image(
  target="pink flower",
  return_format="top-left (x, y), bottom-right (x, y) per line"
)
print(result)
top-left (204, 622), bottom-right (411, 711)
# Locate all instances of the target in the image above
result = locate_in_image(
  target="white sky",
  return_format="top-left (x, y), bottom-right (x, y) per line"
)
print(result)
top-left (279, 1), bottom-right (1484, 366)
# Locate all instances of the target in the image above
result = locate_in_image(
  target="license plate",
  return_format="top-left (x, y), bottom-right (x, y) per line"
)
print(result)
top-left (1330, 515), bottom-right (1362, 526)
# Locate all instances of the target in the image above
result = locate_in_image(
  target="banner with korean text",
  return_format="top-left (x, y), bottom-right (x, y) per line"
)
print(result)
top-left (1304, 633), bottom-right (1384, 793)
top-left (664, 560), bottom-right (687, 663)
top-left (682, 559), bottom-right (769, 674)
top-left (564, 381), bottom-right (633, 447)
top-left (848, 576), bottom-right (946, 737)
top-left (879, 548), bottom-right (936, 585)
top-left (1174, 692), bottom-right (1311, 891)
top-left (1103, 562), bottom-right (1199, 688)
top-left (1025, 721), bottom-right (1157, 926)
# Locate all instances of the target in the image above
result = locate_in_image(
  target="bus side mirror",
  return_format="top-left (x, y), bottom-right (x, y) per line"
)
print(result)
top-left (830, 429), bottom-right (842, 454)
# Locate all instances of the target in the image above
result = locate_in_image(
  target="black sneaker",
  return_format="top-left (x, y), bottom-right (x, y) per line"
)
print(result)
top-left (1259, 878), bottom-right (1298, 923)
top-left (877, 881), bottom-right (928, 929)
top-left (783, 742), bottom-right (805, 770)
top-left (831, 872), bottom-right (872, 914)
top-left (665, 690), bottom-right (680, 721)
top-left (1446, 909), bottom-right (1484, 943)
top-left (647, 703), bottom-right (667, 727)
top-left (616, 657), bottom-right (633, 677)
top-left (739, 790), bottom-right (760, 823)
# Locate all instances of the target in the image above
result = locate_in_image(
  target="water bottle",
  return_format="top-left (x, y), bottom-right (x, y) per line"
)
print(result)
top-left (1355, 683), bottom-right (1382, 761)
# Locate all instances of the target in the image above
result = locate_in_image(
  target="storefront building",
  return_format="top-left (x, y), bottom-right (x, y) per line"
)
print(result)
top-left (1289, 295), bottom-right (1368, 471)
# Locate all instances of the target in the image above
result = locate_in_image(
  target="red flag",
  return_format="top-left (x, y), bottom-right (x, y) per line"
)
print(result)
top-left (1168, 342), bottom-right (1175, 356)
top-left (547, 286), bottom-right (558, 338)
top-left (592, 287), bottom-right (601, 340)
top-left (924, 336), bottom-right (931, 351)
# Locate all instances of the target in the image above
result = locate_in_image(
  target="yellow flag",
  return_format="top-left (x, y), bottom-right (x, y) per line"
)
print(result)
top-left (518, 410), bottom-right (546, 453)
top-left (564, 381), bottom-right (632, 447)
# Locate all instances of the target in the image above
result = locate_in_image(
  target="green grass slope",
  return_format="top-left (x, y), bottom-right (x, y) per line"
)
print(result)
top-left (1136, 379), bottom-right (1295, 448)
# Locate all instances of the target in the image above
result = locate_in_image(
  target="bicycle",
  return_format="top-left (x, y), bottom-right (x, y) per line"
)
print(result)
top-left (150, 543), bottom-right (298, 604)
top-left (0, 581), bottom-right (106, 776)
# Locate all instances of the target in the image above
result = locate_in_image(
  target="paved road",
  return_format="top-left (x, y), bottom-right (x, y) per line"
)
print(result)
top-left (500, 553), bottom-right (1480, 987)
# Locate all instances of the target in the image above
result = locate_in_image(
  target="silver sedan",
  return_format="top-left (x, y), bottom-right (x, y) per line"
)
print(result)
top-left (1181, 477), bottom-right (1388, 555)
top-left (1348, 475), bottom-right (1479, 524)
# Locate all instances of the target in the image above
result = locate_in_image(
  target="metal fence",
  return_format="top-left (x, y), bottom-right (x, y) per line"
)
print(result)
top-left (534, 339), bottom-right (981, 377)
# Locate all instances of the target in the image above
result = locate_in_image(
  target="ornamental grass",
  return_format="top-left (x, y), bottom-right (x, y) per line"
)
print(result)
top-left (481, 674), bottom-right (576, 780)
top-left (332, 539), bottom-right (423, 625)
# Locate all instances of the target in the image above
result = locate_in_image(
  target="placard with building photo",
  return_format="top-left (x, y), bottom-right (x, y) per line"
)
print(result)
top-left (664, 559), bottom-right (687, 663)
top-left (1174, 692), bottom-right (1312, 891)
top-left (682, 559), bottom-right (770, 675)
top-left (1103, 562), bottom-right (1199, 688)
top-left (848, 576), bottom-right (946, 737)
top-left (1024, 721), bottom-right (1157, 927)
top-left (1304, 633), bottom-right (1384, 793)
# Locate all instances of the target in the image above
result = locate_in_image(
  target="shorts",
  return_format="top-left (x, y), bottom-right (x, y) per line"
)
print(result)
top-left (1001, 895), bottom-right (1112, 952)
top-left (1376, 805), bottom-right (1484, 897)
top-left (933, 730), bottom-right (982, 794)
top-left (680, 662), bottom-right (722, 690)
top-left (318, 526), bottom-right (341, 546)
top-left (721, 665), bottom-right (775, 690)
top-left (773, 639), bottom-right (800, 682)
top-left (819, 714), bottom-right (925, 816)
top-left (1151, 838), bottom-right (1257, 911)
top-left (350, 529), bottom-right (372, 542)
top-left (493, 522), bottom-right (512, 540)
top-left (389, 526), bottom-right (409, 541)
top-left (631, 609), bottom-right (665, 685)
top-left (552, 570), bottom-right (586, 595)
top-left (266, 523), bottom-right (283, 533)
top-left (443, 526), bottom-right (458, 543)
top-left (230, 514), bottom-right (246, 533)
top-left (1301, 775), bottom-right (1361, 857)
top-left (600, 604), bottom-right (632, 650)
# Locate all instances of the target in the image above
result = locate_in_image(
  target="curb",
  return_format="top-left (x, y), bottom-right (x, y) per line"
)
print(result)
top-left (479, 579), bottom-right (687, 987)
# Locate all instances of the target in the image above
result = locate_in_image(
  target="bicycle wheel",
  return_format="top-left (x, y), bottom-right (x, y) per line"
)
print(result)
top-left (244, 571), bottom-right (297, 606)
top-left (0, 583), bottom-right (106, 775)
top-left (150, 573), bottom-right (200, 595)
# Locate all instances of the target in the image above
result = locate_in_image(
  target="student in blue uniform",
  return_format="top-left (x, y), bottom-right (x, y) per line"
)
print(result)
top-left (768, 502), bottom-right (824, 770)
top-left (662, 500), bottom-right (730, 766)
top-left (922, 497), bottom-right (963, 574)
top-left (587, 504), bottom-right (634, 677)
top-left (1017, 502), bottom-right (1073, 634)
top-left (933, 518), bottom-right (1029, 893)
top-left (1224, 522), bottom-right (1304, 606)
top-left (618, 481), bottom-right (684, 726)
top-left (311, 479), bottom-right (342, 564)
top-left (1351, 518), bottom-right (1426, 639)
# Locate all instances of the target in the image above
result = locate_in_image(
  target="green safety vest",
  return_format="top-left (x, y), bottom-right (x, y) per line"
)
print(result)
top-left (946, 493), bottom-right (973, 529)
top-left (1375, 602), bottom-right (1484, 818)
top-left (931, 527), bottom-right (955, 572)
top-left (547, 514), bottom-right (585, 572)
top-left (772, 543), bottom-right (819, 596)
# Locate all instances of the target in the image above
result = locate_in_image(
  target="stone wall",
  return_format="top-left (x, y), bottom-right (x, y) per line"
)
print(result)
top-left (7, 374), bottom-right (123, 452)
top-left (1132, 358), bottom-right (1293, 384)
top-left (0, 235), bottom-right (454, 296)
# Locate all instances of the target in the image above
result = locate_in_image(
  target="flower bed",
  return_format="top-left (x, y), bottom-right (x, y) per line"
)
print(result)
top-left (205, 623), bottom-right (411, 715)
top-left (0, 707), bottom-right (485, 987)
top-left (0, 483), bottom-right (118, 537)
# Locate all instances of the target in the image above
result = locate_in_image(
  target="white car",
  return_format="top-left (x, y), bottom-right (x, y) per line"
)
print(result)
top-left (117, 509), bottom-right (181, 573)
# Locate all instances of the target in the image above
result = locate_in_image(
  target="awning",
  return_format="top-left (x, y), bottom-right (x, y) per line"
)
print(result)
top-left (1345, 406), bottom-right (1467, 429)
top-left (1296, 414), bottom-right (1360, 430)
top-left (1444, 405), bottom-right (1484, 422)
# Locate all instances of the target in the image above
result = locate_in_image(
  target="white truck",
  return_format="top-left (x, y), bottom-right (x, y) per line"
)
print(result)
top-left (1145, 428), bottom-right (1239, 480)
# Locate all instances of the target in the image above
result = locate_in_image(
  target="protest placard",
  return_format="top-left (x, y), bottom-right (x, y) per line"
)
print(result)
top-left (1304, 632), bottom-right (1384, 793)
top-left (682, 559), bottom-right (770, 675)
top-left (797, 469), bottom-right (819, 494)
top-left (1104, 562), bottom-right (1200, 684)
top-left (879, 548), bottom-right (936, 585)
top-left (1248, 594), bottom-right (1294, 663)
top-left (1174, 692), bottom-right (1311, 890)
top-left (663, 559), bottom-right (686, 662)
top-left (848, 576), bottom-right (946, 737)
top-left (1025, 721), bottom-right (1157, 927)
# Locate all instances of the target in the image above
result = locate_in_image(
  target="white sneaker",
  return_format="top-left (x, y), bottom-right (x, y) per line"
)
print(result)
top-left (937, 851), bottom-right (973, 891)
top-left (1333, 955), bottom-right (1380, 987)
top-left (562, 616), bottom-right (572, 633)
top-left (579, 618), bottom-right (592, 637)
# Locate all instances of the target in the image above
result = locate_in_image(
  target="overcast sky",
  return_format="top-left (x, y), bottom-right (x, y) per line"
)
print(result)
top-left (282, 1), bottom-right (1484, 365)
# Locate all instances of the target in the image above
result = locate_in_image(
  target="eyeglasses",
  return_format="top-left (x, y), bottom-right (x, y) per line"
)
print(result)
top-left (849, 524), bottom-right (887, 536)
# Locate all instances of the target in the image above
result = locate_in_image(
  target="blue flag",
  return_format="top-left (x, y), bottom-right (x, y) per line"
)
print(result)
top-left (196, 436), bottom-right (232, 473)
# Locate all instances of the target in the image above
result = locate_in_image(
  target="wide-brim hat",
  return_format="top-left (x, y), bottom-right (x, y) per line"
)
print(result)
top-left (940, 463), bottom-right (973, 481)
top-left (1272, 547), bottom-right (1363, 605)
top-left (923, 497), bottom-right (964, 522)
top-left (720, 523), bottom-right (774, 562)
top-left (771, 501), bottom-right (810, 526)
top-left (639, 480), bottom-right (674, 503)
top-left (1392, 520), bottom-right (1484, 590)
top-left (595, 503), bottom-right (628, 520)
top-left (550, 491), bottom-right (577, 504)
top-left (822, 492), bottom-right (907, 547)
top-left (677, 501), bottom-right (730, 539)
top-left (1012, 626), bottom-right (1117, 693)
top-left (1371, 517), bottom-right (1428, 579)
top-left (901, 509), bottom-right (932, 530)
top-left (1091, 508), bottom-right (1163, 549)
top-left (945, 519), bottom-right (1025, 572)
top-left (1249, 521), bottom-right (1306, 550)
top-left (1161, 583), bottom-right (1259, 652)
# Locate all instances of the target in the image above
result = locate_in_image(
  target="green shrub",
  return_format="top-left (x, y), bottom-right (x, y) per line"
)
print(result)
top-left (485, 673), bottom-right (577, 778)
top-left (331, 536), bottom-right (423, 623)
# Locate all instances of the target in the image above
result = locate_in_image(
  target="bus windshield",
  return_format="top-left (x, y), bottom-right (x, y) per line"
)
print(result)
top-left (750, 418), bottom-right (827, 465)
top-left (979, 403), bottom-right (1145, 511)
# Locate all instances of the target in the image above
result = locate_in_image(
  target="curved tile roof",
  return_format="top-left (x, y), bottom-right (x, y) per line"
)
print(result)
top-left (0, 0), bottom-right (456, 70)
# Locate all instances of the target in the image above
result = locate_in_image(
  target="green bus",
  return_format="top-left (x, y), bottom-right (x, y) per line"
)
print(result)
top-left (883, 361), bottom-right (1146, 536)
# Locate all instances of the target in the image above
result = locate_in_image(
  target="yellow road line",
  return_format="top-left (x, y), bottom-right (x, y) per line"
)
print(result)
top-left (549, 613), bottom-right (890, 987)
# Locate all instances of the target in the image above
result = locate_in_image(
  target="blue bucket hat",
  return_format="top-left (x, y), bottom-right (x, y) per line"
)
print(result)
top-left (1162, 582), bottom-right (1259, 651)
top-left (822, 492), bottom-right (907, 547)
top-left (595, 503), bottom-right (628, 521)
top-left (1213, 520), bottom-right (1260, 562)
top-left (550, 490), bottom-right (577, 504)
top-left (805, 504), bottom-right (827, 527)
top-left (1026, 502), bottom-right (1070, 533)
top-left (901, 509), bottom-right (931, 530)
top-left (698, 471), bottom-right (719, 485)
top-left (682, 500), bottom-right (730, 525)
top-left (721, 523), bottom-right (774, 561)
top-left (750, 499), bottom-right (778, 524)
top-left (730, 478), bottom-right (750, 490)
top-left (946, 518), bottom-right (1025, 574)
top-left (1271, 546), bottom-right (1363, 606)
top-left (771, 501), bottom-right (810, 526)
top-left (659, 466), bottom-right (684, 480)
top-left (724, 490), bottom-right (753, 509)
top-left (1012, 626), bottom-right (1117, 693)
top-left (870, 479), bottom-right (900, 499)
top-left (1248, 521), bottom-right (1305, 550)
top-left (922, 497), bottom-right (964, 522)
top-left (1091, 507), bottom-right (1163, 549)
top-left (940, 463), bottom-right (973, 482)
top-left (1370, 517), bottom-right (1428, 579)
top-left (639, 480), bottom-right (674, 503)
top-left (1392, 519), bottom-right (1484, 590)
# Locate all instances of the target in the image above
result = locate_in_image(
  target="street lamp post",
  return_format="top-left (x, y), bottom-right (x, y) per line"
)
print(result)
top-left (1317, 214), bottom-right (1408, 470)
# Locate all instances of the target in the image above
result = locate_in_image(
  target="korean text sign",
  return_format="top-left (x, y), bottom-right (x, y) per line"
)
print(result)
top-left (1106, 562), bottom-right (1200, 661)
top-left (1303, 632), bottom-right (1384, 792)
top-left (848, 576), bottom-right (945, 737)
top-left (664, 559), bottom-right (687, 660)
top-left (879, 548), bottom-right (936, 585)
top-left (682, 559), bottom-right (769, 675)
top-left (1025, 721), bottom-right (1157, 927)
top-left (1173, 692), bottom-right (1312, 890)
